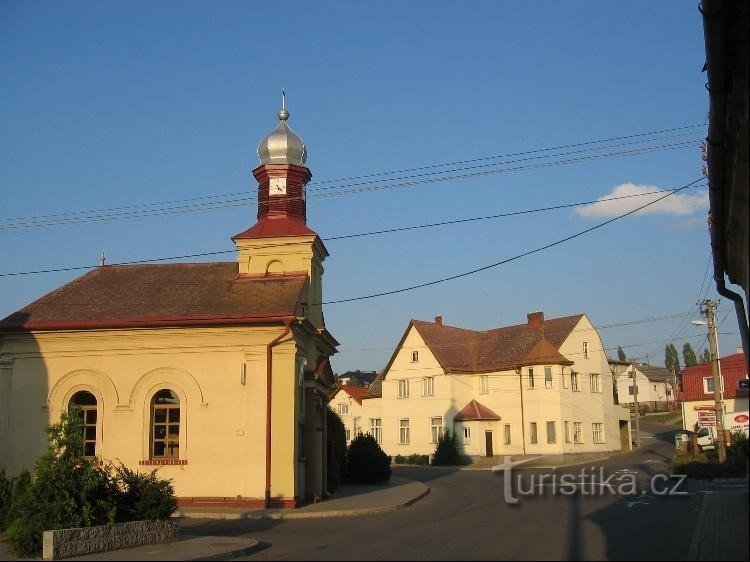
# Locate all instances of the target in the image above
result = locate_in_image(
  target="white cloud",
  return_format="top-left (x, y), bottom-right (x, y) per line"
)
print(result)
top-left (575, 183), bottom-right (709, 219)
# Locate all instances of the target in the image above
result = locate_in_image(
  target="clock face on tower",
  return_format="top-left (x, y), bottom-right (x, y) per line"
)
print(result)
top-left (269, 177), bottom-right (287, 196)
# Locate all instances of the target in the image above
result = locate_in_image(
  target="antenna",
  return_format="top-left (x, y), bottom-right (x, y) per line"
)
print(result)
top-left (282, 88), bottom-right (286, 110)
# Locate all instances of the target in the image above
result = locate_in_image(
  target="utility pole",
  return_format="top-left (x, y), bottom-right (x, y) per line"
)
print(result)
top-left (631, 361), bottom-right (640, 448)
top-left (702, 299), bottom-right (726, 463)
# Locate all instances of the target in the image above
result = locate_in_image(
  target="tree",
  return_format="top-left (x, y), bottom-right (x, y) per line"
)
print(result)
top-left (699, 348), bottom-right (711, 364)
top-left (617, 346), bottom-right (627, 361)
top-left (345, 434), bottom-right (390, 484)
top-left (326, 407), bottom-right (347, 493)
top-left (431, 429), bottom-right (465, 466)
top-left (665, 343), bottom-right (681, 377)
top-left (683, 342), bottom-right (698, 367)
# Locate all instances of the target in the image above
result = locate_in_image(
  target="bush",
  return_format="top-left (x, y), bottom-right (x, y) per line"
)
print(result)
top-left (431, 429), bottom-right (464, 466)
top-left (407, 454), bottom-right (430, 465)
top-left (326, 407), bottom-right (347, 493)
top-left (0, 470), bottom-right (31, 532)
top-left (4, 409), bottom-right (118, 556)
top-left (346, 434), bottom-right (391, 484)
top-left (393, 454), bottom-right (406, 464)
top-left (110, 463), bottom-right (176, 522)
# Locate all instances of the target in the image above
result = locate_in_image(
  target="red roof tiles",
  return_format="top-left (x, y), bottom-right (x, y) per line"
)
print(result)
top-left (339, 384), bottom-right (368, 405)
top-left (232, 216), bottom-right (318, 239)
top-left (679, 352), bottom-right (748, 401)
top-left (0, 263), bottom-right (307, 331)
top-left (454, 399), bottom-right (501, 422)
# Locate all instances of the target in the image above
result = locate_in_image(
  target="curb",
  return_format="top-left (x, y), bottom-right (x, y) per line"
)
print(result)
top-left (685, 494), bottom-right (708, 561)
top-left (190, 538), bottom-right (263, 561)
top-left (266, 483), bottom-right (430, 520)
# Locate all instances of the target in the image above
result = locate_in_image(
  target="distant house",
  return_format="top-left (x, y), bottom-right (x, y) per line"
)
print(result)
top-left (610, 361), bottom-right (675, 413)
top-left (336, 370), bottom-right (378, 388)
top-left (678, 350), bottom-right (749, 431)
top-left (329, 384), bottom-right (368, 443)
top-left (361, 312), bottom-right (631, 458)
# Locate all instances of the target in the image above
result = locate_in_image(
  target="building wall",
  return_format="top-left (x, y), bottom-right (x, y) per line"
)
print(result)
top-left (0, 325), bottom-right (320, 503)
top-left (681, 397), bottom-right (750, 431)
top-left (330, 389), bottom-right (364, 443)
top-left (615, 371), bottom-right (672, 406)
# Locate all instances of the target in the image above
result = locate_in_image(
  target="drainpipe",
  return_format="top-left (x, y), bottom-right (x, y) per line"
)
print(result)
top-left (265, 320), bottom-right (292, 509)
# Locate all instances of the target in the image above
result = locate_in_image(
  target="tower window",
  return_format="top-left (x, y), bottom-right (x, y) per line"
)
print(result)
top-left (69, 390), bottom-right (98, 458)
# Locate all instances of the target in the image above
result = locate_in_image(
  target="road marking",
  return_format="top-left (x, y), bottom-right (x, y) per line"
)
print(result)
top-left (644, 459), bottom-right (665, 464)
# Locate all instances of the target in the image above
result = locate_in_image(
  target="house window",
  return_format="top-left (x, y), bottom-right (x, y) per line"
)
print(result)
top-left (573, 422), bottom-right (583, 444)
top-left (480, 375), bottom-right (489, 395)
top-left (69, 391), bottom-right (97, 458)
top-left (571, 372), bottom-right (579, 391)
top-left (544, 367), bottom-right (553, 388)
top-left (564, 421), bottom-right (571, 444)
top-left (653, 384), bottom-right (657, 391)
top-left (464, 427), bottom-right (471, 444)
top-left (529, 422), bottom-right (538, 444)
top-left (151, 389), bottom-right (180, 459)
top-left (528, 368), bottom-right (535, 389)
top-left (430, 417), bottom-right (443, 443)
top-left (628, 385), bottom-right (635, 396)
top-left (563, 372), bottom-right (568, 389)
top-left (411, 351), bottom-right (419, 363)
top-left (345, 429), bottom-right (351, 442)
top-left (504, 424), bottom-right (511, 446)
top-left (546, 421), bottom-right (556, 444)
top-left (423, 377), bottom-right (434, 396)
top-left (337, 402), bottom-right (349, 415)
top-left (583, 342), bottom-right (589, 359)
top-left (398, 379), bottom-right (409, 398)
top-left (593, 423), bottom-right (605, 443)
top-left (590, 374), bottom-right (601, 393)
top-left (399, 419), bottom-right (410, 445)
top-left (370, 418), bottom-right (382, 444)
top-left (703, 377), bottom-right (724, 393)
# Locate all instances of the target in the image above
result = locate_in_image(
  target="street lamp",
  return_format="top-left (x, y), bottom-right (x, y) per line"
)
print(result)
top-left (692, 303), bottom-right (726, 463)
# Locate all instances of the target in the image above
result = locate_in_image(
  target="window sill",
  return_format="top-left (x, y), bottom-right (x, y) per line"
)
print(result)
top-left (139, 459), bottom-right (188, 466)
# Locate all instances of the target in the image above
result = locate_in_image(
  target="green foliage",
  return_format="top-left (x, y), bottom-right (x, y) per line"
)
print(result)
top-left (406, 454), bottom-right (430, 465)
top-left (672, 435), bottom-right (749, 480)
top-left (0, 470), bottom-right (10, 529)
top-left (326, 407), bottom-right (347, 493)
top-left (683, 342), bottom-right (698, 367)
top-left (699, 348), bottom-right (711, 364)
top-left (2, 408), bottom-right (177, 557)
top-left (345, 434), bottom-right (391, 484)
top-left (110, 463), bottom-right (176, 522)
top-left (431, 429), bottom-right (465, 466)
top-left (617, 346), bottom-right (627, 361)
top-left (0, 470), bottom-right (31, 532)
top-left (4, 409), bottom-right (118, 556)
top-left (393, 454), bottom-right (406, 464)
top-left (665, 343), bottom-right (680, 376)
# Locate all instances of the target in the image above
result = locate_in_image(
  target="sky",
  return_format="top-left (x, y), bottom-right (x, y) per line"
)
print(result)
top-left (0, 1), bottom-right (743, 374)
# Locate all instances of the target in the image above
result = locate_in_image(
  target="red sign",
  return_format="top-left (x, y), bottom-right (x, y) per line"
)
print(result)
top-left (697, 410), bottom-right (716, 428)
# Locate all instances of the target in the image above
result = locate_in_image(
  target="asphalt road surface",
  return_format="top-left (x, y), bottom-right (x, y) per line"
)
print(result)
top-left (181, 420), bottom-right (737, 560)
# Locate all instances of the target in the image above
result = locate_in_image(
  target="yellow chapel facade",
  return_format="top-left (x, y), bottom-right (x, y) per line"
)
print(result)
top-left (0, 104), bottom-right (337, 508)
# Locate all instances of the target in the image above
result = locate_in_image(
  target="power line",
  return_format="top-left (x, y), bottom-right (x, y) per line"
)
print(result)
top-left (0, 182), bottom-right (706, 278)
top-left (321, 177), bottom-right (705, 305)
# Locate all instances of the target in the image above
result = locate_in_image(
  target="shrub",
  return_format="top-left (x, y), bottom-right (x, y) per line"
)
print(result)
top-left (4, 409), bottom-right (118, 556)
top-left (431, 429), bottom-right (465, 466)
top-left (406, 453), bottom-right (429, 465)
top-left (346, 434), bottom-right (391, 484)
top-left (0, 470), bottom-right (10, 529)
top-left (326, 407), bottom-right (347, 493)
top-left (0, 470), bottom-right (31, 532)
top-left (110, 463), bottom-right (176, 522)
top-left (393, 454), bottom-right (406, 464)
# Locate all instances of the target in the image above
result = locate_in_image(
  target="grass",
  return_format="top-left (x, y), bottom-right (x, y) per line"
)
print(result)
top-left (643, 412), bottom-right (681, 425)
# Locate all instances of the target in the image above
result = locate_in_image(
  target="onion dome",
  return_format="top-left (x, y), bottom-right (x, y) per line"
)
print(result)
top-left (257, 103), bottom-right (307, 166)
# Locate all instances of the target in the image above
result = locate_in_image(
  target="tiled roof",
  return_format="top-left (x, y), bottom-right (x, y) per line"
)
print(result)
top-left (339, 384), bottom-right (368, 405)
top-left (636, 364), bottom-right (672, 383)
top-left (362, 373), bottom-right (384, 399)
top-left (0, 263), bottom-right (307, 331)
top-left (411, 314), bottom-right (582, 373)
top-left (454, 399), bottom-right (501, 422)
top-left (232, 216), bottom-right (318, 239)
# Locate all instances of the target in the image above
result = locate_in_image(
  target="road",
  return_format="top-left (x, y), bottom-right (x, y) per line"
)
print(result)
top-left (180, 420), bottom-right (741, 560)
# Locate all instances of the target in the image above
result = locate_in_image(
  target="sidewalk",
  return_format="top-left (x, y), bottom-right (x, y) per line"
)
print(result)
top-left (687, 486), bottom-right (749, 561)
top-left (0, 476), bottom-right (429, 561)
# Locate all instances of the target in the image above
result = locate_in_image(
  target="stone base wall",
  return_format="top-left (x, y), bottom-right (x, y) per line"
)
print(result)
top-left (42, 518), bottom-right (179, 560)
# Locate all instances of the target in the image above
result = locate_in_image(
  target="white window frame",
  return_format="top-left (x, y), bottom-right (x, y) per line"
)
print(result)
top-left (583, 341), bottom-right (589, 359)
top-left (464, 426), bottom-right (471, 444)
top-left (430, 417), bottom-right (443, 444)
top-left (564, 421), bottom-right (571, 444)
top-left (370, 418), bottom-right (382, 444)
top-left (529, 422), bottom-right (538, 444)
top-left (592, 423), bottom-right (604, 444)
top-left (480, 375), bottom-right (489, 395)
top-left (399, 419), bottom-right (410, 445)
top-left (571, 372), bottom-right (580, 391)
top-left (345, 429), bottom-right (351, 442)
top-left (423, 376), bottom-right (434, 396)
top-left (590, 373), bottom-right (601, 393)
top-left (337, 402), bottom-right (349, 415)
top-left (544, 366), bottom-right (553, 388)
top-left (563, 372), bottom-right (569, 389)
top-left (504, 424), bottom-right (511, 446)
top-left (703, 377), bottom-right (724, 394)
top-left (411, 351), bottom-right (419, 363)
top-left (398, 379), bottom-right (410, 399)
top-left (546, 421), bottom-right (556, 444)
top-left (528, 368), bottom-right (535, 389)
top-left (573, 422), bottom-right (583, 444)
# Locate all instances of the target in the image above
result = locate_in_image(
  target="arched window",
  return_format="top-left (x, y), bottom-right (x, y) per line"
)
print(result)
top-left (151, 389), bottom-right (180, 459)
top-left (69, 390), bottom-right (97, 458)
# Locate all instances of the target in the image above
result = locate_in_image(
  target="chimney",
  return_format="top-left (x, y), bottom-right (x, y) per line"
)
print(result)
top-left (435, 315), bottom-right (443, 326)
top-left (527, 311), bottom-right (544, 328)
top-left (738, 347), bottom-right (744, 354)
